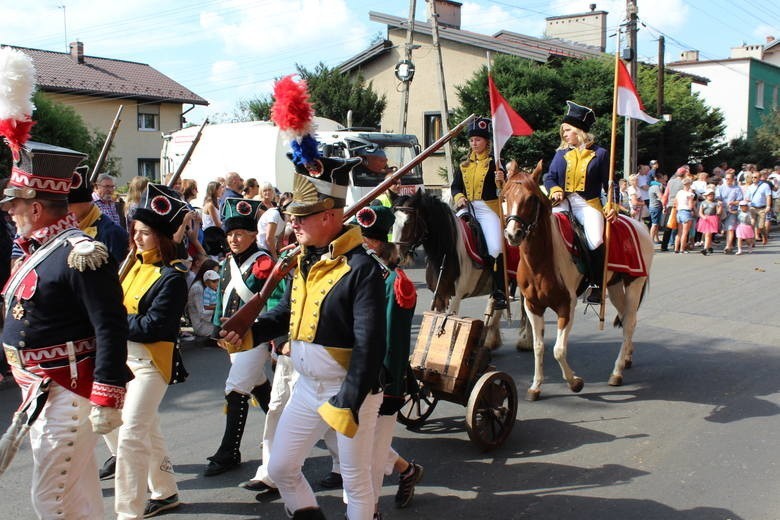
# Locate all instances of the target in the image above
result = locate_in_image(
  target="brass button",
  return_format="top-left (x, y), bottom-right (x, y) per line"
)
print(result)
top-left (320, 289), bottom-right (325, 295)
top-left (19, 331), bottom-right (25, 337)
top-left (18, 340), bottom-right (25, 348)
top-left (23, 320), bottom-right (30, 326)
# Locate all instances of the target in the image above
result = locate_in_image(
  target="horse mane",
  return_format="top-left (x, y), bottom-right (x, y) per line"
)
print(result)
top-left (411, 189), bottom-right (461, 282)
top-left (504, 169), bottom-right (555, 255)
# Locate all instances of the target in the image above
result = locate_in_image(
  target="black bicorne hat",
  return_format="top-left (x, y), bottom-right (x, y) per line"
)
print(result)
top-left (222, 197), bottom-right (262, 233)
top-left (132, 184), bottom-right (188, 238)
top-left (563, 100), bottom-right (596, 132)
top-left (467, 117), bottom-right (492, 140)
top-left (68, 165), bottom-right (93, 203)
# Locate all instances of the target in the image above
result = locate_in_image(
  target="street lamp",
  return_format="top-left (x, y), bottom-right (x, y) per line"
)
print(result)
top-left (395, 59), bottom-right (416, 83)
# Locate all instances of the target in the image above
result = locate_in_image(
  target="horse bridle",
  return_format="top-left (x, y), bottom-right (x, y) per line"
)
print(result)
top-left (393, 206), bottom-right (427, 253)
top-left (505, 187), bottom-right (541, 242)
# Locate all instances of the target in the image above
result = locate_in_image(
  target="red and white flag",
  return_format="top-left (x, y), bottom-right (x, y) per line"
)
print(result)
top-left (616, 59), bottom-right (659, 124)
top-left (488, 75), bottom-right (532, 160)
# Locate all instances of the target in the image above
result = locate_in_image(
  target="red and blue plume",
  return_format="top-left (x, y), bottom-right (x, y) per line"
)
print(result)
top-left (0, 47), bottom-right (36, 155)
top-left (271, 74), bottom-right (320, 166)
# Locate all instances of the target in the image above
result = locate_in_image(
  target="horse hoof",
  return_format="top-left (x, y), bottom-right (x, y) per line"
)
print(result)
top-left (526, 389), bottom-right (541, 402)
top-left (569, 377), bottom-right (584, 393)
top-left (608, 374), bottom-right (623, 386)
top-left (624, 359), bottom-right (632, 370)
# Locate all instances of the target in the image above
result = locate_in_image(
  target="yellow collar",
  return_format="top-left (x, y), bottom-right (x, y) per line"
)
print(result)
top-left (138, 248), bottom-right (163, 265)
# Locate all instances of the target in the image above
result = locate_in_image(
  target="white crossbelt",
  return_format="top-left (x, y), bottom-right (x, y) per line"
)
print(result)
top-left (221, 251), bottom-right (265, 315)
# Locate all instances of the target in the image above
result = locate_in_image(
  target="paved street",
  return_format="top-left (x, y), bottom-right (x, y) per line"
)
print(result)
top-left (1, 238), bottom-right (779, 520)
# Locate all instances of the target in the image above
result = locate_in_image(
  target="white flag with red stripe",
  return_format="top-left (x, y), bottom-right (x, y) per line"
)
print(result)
top-left (616, 59), bottom-right (659, 124)
top-left (488, 75), bottom-right (533, 160)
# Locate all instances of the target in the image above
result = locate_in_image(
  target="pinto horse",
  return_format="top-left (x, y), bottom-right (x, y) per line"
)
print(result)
top-left (502, 163), bottom-right (653, 400)
top-left (392, 190), bottom-right (507, 349)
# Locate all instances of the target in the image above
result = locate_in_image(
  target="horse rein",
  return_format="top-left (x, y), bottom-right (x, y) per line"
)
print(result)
top-left (504, 183), bottom-right (542, 242)
top-left (393, 206), bottom-right (426, 253)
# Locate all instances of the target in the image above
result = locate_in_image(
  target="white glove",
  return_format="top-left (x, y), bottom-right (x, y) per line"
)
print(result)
top-left (89, 406), bottom-right (123, 434)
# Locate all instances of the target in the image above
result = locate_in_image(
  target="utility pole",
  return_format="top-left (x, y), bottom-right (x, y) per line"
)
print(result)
top-left (623, 0), bottom-right (638, 178)
top-left (657, 35), bottom-right (665, 169)
top-left (428, 0), bottom-right (454, 185)
top-left (398, 0), bottom-right (417, 137)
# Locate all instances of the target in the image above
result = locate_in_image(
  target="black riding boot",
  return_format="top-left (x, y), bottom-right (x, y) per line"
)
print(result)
top-left (585, 244), bottom-right (606, 304)
top-left (292, 508), bottom-right (327, 520)
top-left (204, 391), bottom-right (248, 476)
top-left (490, 254), bottom-right (508, 310)
top-left (251, 381), bottom-right (271, 414)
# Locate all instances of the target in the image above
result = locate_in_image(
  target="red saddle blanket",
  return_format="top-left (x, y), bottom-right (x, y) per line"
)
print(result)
top-left (458, 218), bottom-right (519, 274)
top-left (554, 213), bottom-right (648, 277)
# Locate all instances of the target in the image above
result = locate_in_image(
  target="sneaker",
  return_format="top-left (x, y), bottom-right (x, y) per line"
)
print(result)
top-left (99, 456), bottom-right (116, 480)
top-left (395, 462), bottom-right (424, 509)
top-left (143, 494), bottom-right (180, 518)
top-left (319, 471), bottom-right (343, 489)
top-left (491, 290), bottom-right (508, 311)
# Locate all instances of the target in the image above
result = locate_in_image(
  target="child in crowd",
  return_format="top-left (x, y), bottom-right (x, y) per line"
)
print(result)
top-left (735, 200), bottom-right (755, 255)
top-left (202, 270), bottom-right (219, 312)
top-left (697, 188), bottom-right (721, 255)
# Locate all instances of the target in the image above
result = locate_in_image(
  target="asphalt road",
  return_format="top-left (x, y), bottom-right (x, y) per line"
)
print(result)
top-left (1, 237), bottom-right (779, 520)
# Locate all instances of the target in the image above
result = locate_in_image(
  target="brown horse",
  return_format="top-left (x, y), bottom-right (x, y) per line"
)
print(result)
top-left (502, 163), bottom-right (653, 400)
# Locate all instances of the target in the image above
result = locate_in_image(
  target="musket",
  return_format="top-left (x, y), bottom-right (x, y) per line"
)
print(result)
top-left (118, 118), bottom-right (209, 281)
top-left (90, 105), bottom-right (124, 183)
top-left (220, 113), bottom-right (477, 339)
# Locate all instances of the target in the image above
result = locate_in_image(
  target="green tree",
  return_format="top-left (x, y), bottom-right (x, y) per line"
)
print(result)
top-left (238, 62), bottom-right (386, 128)
top-left (756, 109), bottom-right (780, 159)
top-left (1, 92), bottom-right (119, 178)
top-left (452, 54), bottom-right (725, 175)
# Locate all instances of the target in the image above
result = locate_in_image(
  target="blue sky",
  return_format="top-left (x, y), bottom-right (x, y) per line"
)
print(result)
top-left (1, 0), bottom-right (777, 125)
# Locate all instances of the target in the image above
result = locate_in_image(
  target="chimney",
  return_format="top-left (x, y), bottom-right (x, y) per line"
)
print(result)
top-left (680, 50), bottom-right (699, 62)
top-left (69, 41), bottom-right (84, 64)
top-left (429, 0), bottom-right (461, 30)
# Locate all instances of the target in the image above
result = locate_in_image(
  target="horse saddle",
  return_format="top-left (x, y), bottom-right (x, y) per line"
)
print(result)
top-left (554, 212), bottom-right (649, 278)
top-left (456, 210), bottom-right (489, 267)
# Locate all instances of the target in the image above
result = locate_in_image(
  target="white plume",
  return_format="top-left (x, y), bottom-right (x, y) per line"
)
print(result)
top-left (0, 46), bottom-right (37, 121)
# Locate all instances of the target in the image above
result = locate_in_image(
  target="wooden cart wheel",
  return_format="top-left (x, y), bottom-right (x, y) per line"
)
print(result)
top-left (465, 371), bottom-right (518, 450)
top-left (397, 378), bottom-right (438, 429)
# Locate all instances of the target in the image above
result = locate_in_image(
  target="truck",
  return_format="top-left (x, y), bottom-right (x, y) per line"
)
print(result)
top-left (161, 119), bottom-right (424, 205)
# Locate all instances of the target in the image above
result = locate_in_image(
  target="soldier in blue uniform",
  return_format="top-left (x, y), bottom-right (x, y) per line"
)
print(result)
top-left (203, 197), bottom-right (274, 477)
top-left (68, 166), bottom-right (129, 264)
top-left (220, 154), bottom-right (386, 520)
top-left (0, 140), bottom-right (131, 519)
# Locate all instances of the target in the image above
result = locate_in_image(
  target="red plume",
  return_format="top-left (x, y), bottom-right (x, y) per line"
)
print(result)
top-left (271, 75), bottom-right (314, 137)
top-left (0, 118), bottom-right (34, 154)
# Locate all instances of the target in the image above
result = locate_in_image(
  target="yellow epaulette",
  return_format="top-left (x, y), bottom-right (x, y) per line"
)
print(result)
top-left (169, 259), bottom-right (188, 273)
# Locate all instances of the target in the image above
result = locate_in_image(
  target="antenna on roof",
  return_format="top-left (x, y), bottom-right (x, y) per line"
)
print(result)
top-left (58, 5), bottom-right (68, 52)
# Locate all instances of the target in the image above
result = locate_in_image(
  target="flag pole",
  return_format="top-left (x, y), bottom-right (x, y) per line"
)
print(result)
top-left (599, 30), bottom-right (622, 330)
top-left (487, 54), bottom-right (512, 323)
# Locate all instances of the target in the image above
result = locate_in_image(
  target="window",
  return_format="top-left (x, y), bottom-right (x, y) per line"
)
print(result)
top-left (137, 103), bottom-right (160, 131)
top-left (755, 81), bottom-right (764, 109)
top-left (138, 159), bottom-right (160, 181)
top-left (424, 112), bottom-right (443, 150)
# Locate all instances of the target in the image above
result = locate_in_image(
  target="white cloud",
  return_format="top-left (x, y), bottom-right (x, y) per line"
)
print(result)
top-left (459, 2), bottom-right (546, 38)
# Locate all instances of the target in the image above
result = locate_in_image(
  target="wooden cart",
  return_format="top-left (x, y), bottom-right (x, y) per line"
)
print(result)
top-left (397, 311), bottom-right (518, 451)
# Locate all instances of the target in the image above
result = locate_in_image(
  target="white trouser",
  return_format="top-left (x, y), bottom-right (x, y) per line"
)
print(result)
top-left (462, 200), bottom-right (502, 257)
top-left (28, 382), bottom-right (103, 520)
top-left (371, 414), bottom-right (401, 503)
top-left (553, 193), bottom-right (605, 249)
top-left (225, 344), bottom-right (269, 395)
top-left (251, 354), bottom-right (298, 486)
top-left (323, 427), bottom-right (340, 473)
top-left (267, 375), bottom-right (383, 520)
top-left (115, 345), bottom-right (178, 520)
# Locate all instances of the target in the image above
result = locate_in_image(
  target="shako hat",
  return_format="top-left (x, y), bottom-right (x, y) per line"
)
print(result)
top-left (354, 205), bottom-right (395, 241)
top-left (132, 183), bottom-right (188, 238)
top-left (2, 141), bottom-right (86, 204)
top-left (563, 100), bottom-right (596, 132)
top-left (467, 117), bottom-right (492, 140)
top-left (287, 155), bottom-right (360, 216)
top-left (270, 74), bottom-right (360, 217)
top-left (222, 197), bottom-right (262, 232)
top-left (68, 165), bottom-right (94, 203)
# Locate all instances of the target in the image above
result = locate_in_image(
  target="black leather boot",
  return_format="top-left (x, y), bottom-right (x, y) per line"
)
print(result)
top-left (490, 254), bottom-right (508, 310)
top-left (251, 381), bottom-right (271, 414)
top-left (204, 391), bottom-right (248, 476)
top-left (585, 244), bottom-right (605, 304)
top-left (292, 507), bottom-right (327, 520)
